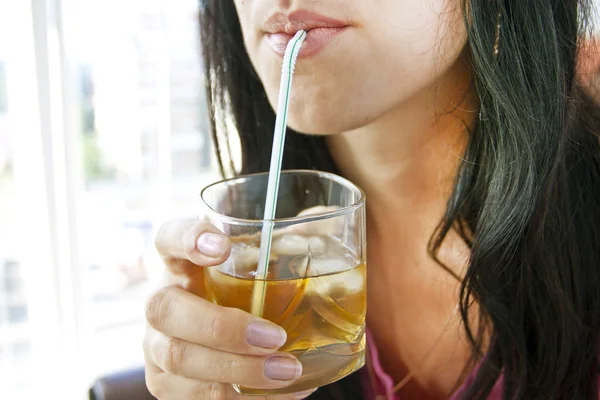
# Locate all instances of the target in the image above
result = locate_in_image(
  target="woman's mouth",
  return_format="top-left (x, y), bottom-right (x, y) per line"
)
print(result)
top-left (263, 10), bottom-right (349, 58)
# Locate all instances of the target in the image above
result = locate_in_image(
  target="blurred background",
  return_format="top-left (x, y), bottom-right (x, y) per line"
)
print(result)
top-left (1, 0), bottom-right (600, 399)
top-left (0, 0), bottom-right (220, 398)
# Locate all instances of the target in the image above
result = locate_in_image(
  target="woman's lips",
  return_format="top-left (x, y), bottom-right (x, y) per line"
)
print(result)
top-left (265, 27), bottom-right (347, 58)
top-left (263, 11), bottom-right (349, 58)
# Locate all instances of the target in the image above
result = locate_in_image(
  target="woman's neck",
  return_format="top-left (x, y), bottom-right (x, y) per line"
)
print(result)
top-left (326, 59), bottom-right (476, 221)
top-left (326, 58), bottom-right (479, 399)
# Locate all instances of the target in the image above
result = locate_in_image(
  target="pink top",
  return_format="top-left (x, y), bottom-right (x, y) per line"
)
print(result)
top-left (360, 331), bottom-right (600, 399)
top-left (359, 331), bottom-right (503, 400)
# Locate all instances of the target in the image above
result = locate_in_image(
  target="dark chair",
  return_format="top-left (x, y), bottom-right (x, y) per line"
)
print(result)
top-left (89, 366), bottom-right (155, 400)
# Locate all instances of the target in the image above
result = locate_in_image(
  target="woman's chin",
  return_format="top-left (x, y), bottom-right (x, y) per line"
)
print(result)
top-left (286, 120), bottom-right (339, 136)
top-left (285, 109), bottom-right (364, 136)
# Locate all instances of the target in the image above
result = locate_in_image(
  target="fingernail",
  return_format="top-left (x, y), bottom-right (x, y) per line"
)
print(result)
top-left (294, 389), bottom-right (317, 399)
top-left (196, 233), bottom-right (229, 258)
top-left (246, 321), bottom-right (287, 349)
top-left (264, 356), bottom-right (302, 381)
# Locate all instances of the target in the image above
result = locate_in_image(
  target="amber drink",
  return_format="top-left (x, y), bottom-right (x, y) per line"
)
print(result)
top-left (201, 170), bottom-right (366, 395)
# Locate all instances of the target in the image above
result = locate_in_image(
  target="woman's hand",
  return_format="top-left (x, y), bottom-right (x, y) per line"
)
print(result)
top-left (143, 218), bottom-right (316, 399)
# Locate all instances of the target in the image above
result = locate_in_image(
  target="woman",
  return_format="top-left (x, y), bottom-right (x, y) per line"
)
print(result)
top-left (143, 0), bottom-right (600, 399)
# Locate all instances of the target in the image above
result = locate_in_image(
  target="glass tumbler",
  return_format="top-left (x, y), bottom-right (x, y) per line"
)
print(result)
top-left (200, 170), bottom-right (366, 395)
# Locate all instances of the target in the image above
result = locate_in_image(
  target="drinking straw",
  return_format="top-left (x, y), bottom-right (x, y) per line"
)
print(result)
top-left (251, 30), bottom-right (307, 317)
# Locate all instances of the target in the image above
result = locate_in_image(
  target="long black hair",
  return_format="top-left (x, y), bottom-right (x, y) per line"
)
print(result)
top-left (199, 1), bottom-right (600, 399)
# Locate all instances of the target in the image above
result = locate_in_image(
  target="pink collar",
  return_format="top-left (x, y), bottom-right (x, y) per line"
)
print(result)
top-left (360, 331), bottom-right (400, 400)
top-left (360, 330), bottom-right (504, 400)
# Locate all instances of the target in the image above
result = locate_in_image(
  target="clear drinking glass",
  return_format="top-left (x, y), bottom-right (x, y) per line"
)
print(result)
top-left (200, 170), bottom-right (367, 395)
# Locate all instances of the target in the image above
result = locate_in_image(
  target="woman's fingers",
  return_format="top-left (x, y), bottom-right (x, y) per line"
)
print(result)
top-left (146, 327), bottom-right (302, 389)
top-left (154, 218), bottom-right (231, 267)
top-left (146, 359), bottom-right (316, 400)
top-left (147, 218), bottom-right (320, 399)
top-left (146, 366), bottom-right (313, 400)
top-left (145, 285), bottom-right (287, 355)
top-left (147, 374), bottom-right (315, 400)
top-left (145, 361), bottom-right (234, 400)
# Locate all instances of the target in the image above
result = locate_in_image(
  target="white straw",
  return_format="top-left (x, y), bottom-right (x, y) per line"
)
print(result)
top-left (251, 30), bottom-right (307, 317)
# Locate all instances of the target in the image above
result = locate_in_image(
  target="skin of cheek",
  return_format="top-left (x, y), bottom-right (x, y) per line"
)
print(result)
top-left (233, 0), bottom-right (468, 134)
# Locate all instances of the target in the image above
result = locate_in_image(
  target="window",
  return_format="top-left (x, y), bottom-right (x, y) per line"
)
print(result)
top-left (0, 63), bottom-right (7, 113)
top-left (0, 0), bottom-right (218, 398)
